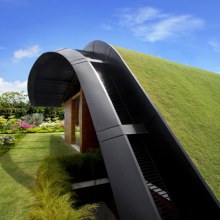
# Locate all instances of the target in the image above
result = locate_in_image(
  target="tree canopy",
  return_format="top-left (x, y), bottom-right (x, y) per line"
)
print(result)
top-left (0, 91), bottom-right (64, 119)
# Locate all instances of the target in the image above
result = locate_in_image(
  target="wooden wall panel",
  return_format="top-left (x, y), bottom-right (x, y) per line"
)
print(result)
top-left (80, 90), bottom-right (100, 153)
top-left (64, 90), bottom-right (100, 152)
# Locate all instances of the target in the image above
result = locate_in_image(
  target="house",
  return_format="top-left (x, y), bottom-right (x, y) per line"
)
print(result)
top-left (63, 88), bottom-right (100, 153)
top-left (28, 40), bottom-right (220, 220)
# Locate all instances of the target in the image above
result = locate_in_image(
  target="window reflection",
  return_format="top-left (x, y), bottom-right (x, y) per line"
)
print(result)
top-left (75, 96), bottom-right (80, 146)
top-left (75, 125), bottom-right (80, 146)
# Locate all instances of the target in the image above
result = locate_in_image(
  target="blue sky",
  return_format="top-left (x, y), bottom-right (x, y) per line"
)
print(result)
top-left (0, 0), bottom-right (220, 92)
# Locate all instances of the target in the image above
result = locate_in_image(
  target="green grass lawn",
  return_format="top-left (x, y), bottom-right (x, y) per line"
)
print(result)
top-left (116, 47), bottom-right (220, 200)
top-left (0, 133), bottom-right (76, 220)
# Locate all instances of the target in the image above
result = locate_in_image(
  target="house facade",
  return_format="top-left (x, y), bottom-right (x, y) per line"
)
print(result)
top-left (28, 40), bottom-right (220, 220)
top-left (63, 89), bottom-right (99, 152)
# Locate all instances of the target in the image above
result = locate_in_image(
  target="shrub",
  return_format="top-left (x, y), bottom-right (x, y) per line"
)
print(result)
top-left (39, 121), bottom-right (64, 132)
top-left (0, 114), bottom-right (64, 134)
top-left (26, 121), bottom-right (64, 133)
top-left (23, 113), bottom-right (44, 126)
top-left (0, 134), bottom-right (15, 145)
top-left (19, 121), bottom-right (33, 129)
top-left (29, 156), bottom-right (97, 219)
top-left (12, 120), bottom-right (33, 133)
top-left (58, 149), bottom-right (107, 182)
top-left (0, 134), bottom-right (16, 156)
top-left (0, 116), bottom-right (19, 133)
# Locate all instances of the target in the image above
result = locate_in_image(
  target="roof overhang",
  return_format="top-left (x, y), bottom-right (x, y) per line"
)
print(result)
top-left (28, 50), bottom-right (82, 106)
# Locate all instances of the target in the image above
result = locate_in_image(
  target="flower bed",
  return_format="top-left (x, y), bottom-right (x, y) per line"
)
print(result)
top-left (0, 115), bottom-right (64, 134)
top-left (0, 134), bottom-right (15, 145)
top-left (0, 134), bottom-right (16, 156)
top-left (26, 121), bottom-right (64, 133)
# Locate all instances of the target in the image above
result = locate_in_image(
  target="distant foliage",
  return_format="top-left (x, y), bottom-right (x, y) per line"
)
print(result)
top-left (0, 116), bottom-right (64, 134)
top-left (0, 91), bottom-right (64, 120)
top-left (0, 91), bottom-right (28, 118)
top-left (26, 120), bottom-right (64, 133)
top-left (0, 92), bottom-right (64, 134)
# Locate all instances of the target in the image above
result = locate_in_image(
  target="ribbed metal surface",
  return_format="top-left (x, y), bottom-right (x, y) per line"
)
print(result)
top-left (129, 135), bottom-right (180, 220)
top-left (92, 62), bottom-right (133, 125)
top-left (28, 52), bottom-right (80, 107)
top-left (90, 61), bottom-right (180, 219)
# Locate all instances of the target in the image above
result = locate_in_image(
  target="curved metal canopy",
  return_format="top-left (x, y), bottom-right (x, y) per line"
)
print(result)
top-left (28, 40), bottom-right (220, 220)
top-left (28, 50), bottom-right (81, 106)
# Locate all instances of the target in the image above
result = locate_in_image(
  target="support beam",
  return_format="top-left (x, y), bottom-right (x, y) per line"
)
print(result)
top-left (72, 178), bottom-right (109, 190)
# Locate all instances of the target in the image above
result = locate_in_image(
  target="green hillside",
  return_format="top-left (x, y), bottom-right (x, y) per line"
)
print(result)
top-left (116, 47), bottom-right (220, 200)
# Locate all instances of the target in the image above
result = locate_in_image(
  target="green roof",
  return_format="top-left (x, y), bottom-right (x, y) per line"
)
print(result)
top-left (116, 46), bottom-right (220, 200)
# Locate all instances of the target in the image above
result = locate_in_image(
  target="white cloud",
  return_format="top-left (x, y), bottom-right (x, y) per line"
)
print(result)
top-left (119, 7), bottom-right (167, 27)
top-left (0, 77), bottom-right (27, 93)
top-left (13, 45), bottom-right (41, 61)
top-left (208, 39), bottom-right (220, 52)
top-left (118, 6), bottom-right (204, 42)
top-left (101, 24), bottom-right (113, 31)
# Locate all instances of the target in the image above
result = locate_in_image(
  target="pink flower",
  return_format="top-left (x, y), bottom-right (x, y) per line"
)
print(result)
top-left (19, 121), bottom-right (33, 128)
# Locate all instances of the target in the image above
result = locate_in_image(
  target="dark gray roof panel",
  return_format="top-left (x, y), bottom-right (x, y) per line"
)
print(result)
top-left (28, 52), bottom-right (80, 106)
top-left (35, 80), bottom-right (69, 92)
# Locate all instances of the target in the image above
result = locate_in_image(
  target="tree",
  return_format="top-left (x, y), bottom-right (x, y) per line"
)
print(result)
top-left (0, 91), bottom-right (64, 120)
top-left (0, 91), bottom-right (28, 118)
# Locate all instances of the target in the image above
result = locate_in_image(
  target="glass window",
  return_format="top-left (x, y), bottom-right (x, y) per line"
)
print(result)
top-left (75, 96), bottom-right (80, 146)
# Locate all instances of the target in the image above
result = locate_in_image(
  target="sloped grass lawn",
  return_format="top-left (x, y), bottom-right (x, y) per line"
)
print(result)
top-left (0, 133), bottom-right (76, 220)
top-left (116, 47), bottom-right (220, 200)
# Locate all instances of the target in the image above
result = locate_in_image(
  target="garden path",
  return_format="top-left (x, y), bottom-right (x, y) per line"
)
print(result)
top-left (0, 133), bottom-right (71, 220)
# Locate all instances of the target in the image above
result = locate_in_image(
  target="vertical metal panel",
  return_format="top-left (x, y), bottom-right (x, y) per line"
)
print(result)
top-left (70, 61), bottom-right (120, 132)
top-left (100, 135), bottom-right (161, 220)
